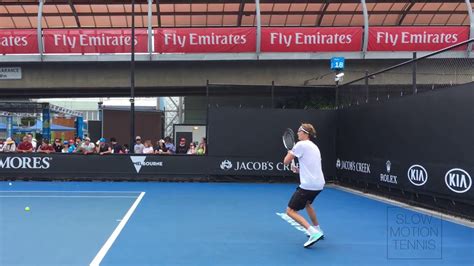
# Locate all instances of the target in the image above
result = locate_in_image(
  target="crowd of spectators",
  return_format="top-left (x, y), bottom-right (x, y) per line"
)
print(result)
top-left (133, 136), bottom-right (206, 155)
top-left (0, 134), bottom-right (207, 156)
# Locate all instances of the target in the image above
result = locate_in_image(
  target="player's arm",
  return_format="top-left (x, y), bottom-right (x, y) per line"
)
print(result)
top-left (283, 151), bottom-right (295, 165)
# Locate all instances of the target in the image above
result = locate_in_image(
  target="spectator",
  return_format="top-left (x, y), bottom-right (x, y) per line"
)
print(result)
top-left (17, 136), bottom-right (33, 153)
top-left (3, 138), bottom-right (16, 153)
top-left (134, 136), bottom-right (145, 154)
top-left (37, 139), bottom-right (55, 154)
top-left (187, 142), bottom-right (197, 155)
top-left (110, 137), bottom-right (122, 154)
top-left (143, 140), bottom-right (154, 154)
top-left (61, 141), bottom-right (70, 153)
top-left (77, 137), bottom-right (95, 155)
top-left (52, 138), bottom-right (63, 153)
top-left (200, 137), bottom-right (207, 155)
top-left (27, 133), bottom-right (37, 151)
top-left (176, 137), bottom-right (188, 154)
top-left (75, 137), bottom-right (82, 147)
top-left (97, 138), bottom-right (112, 155)
top-left (122, 144), bottom-right (130, 154)
top-left (67, 139), bottom-right (76, 153)
top-left (164, 136), bottom-right (176, 154)
top-left (196, 142), bottom-right (206, 155)
top-left (154, 139), bottom-right (168, 154)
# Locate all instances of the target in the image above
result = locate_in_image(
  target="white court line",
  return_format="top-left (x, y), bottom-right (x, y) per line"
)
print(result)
top-left (328, 184), bottom-right (474, 228)
top-left (0, 190), bottom-right (142, 193)
top-left (90, 191), bottom-right (145, 266)
top-left (0, 196), bottom-right (137, 198)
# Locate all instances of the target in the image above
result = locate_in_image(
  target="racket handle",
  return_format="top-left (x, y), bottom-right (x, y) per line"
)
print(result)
top-left (290, 159), bottom-right (299, 173)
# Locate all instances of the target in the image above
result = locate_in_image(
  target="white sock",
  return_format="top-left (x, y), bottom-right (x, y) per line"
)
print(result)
top-left (308, 226), bottom-right (318, 235)
top-left (315, 225), bottom-right (324, 234)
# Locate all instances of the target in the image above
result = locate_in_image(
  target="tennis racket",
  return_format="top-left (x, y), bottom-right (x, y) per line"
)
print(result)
top-left (282, 128), bottom-right (296, 169)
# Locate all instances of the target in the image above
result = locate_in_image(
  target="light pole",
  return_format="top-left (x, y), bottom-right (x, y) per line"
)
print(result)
top-left (130, 0), bottom-right (136, 152)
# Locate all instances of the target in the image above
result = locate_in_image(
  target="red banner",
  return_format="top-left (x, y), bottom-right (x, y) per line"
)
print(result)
top-left (261, 27), bottom-right (363, 52)
top-left (155, 28), bottom-right (256, 53)
top-left (0, 30), bottom-right (38, 54)
top-left (43, 29), bottom-right (148, 54)
top-left (368, 27), bottom-right (469, 51)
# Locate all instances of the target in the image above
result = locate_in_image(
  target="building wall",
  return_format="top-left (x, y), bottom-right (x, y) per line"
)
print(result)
top-left (102, 109), bottom-right (163, 146)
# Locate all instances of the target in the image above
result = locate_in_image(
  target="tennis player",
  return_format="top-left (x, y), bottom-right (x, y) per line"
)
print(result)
top-left (283, 123), bottom-right (325, 248)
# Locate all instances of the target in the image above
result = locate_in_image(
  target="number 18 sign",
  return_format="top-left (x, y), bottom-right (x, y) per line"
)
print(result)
top-left (330, 57), bottom-right (345, 70)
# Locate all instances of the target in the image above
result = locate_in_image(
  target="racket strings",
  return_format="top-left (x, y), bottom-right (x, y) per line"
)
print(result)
top-left (283, 132), bottom-right (295, 150)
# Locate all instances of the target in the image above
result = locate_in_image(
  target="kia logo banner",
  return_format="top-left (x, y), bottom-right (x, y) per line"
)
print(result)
top-left (407, 165), bottom-right (428, 187)
top-left (445, 168), bottom-right (472, 194)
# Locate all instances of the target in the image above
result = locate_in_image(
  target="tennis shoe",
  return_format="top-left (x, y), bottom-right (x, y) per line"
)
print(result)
top-left (304, 231), bottom-right (324, 248)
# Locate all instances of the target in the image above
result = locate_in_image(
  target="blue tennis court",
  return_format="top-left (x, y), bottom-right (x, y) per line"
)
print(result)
top-left (1, 181), bottom-right (472, 266)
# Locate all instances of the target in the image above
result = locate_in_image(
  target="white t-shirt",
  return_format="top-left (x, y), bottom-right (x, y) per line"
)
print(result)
top-left (134, 143), bottom-right (145, 154)
top-left (143, 146), bottom-right (154, 154)
top-left (290, 140), bottom-right (325, 191)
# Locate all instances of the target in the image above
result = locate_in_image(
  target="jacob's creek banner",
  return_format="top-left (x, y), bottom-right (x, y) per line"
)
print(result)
top-left (43, 29), bottom-right (148, 54)
top-left (0, 154), bottom-right (295, 178)
top-left (0, 27), bottom-right (470, 54)
top-left (0, 29), bottom-right (38, 54)
top-left (368, 26), bottom-right (469, 51)
top-left (261, 27), bottom-right (363, 52)
top-left (155, 28), bottom-right (256, 53)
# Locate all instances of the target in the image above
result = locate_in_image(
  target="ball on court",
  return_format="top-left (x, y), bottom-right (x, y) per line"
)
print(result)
top-left (8, 182), bottom-right (12, 186)
top-left (24, 207), bottom-right (30, 211)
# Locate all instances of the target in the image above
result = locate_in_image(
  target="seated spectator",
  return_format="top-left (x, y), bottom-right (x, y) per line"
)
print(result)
top-left (27, 133), bottom-right (37, 151)
top-left (3, 138), bottom-right (16, 153)
top-left (176, 138), bottom-right (188, 154)
top-left (164, 136), bottom-right (176, 154)
top-left (77, 137), bottom-right (95, 155)
top-left (187, 142), bottom-right (197, 155)
top-left (61, 141), bottom-right (69, 153)
top-left (110, 137), bottom-right (122, 154)
top-left (67, 139), bottom-right (76, 153)
top-left (17, 136), bottom-right (33, 153)
top-left (143, 140), bottom-right (154, 154)
top-left (196, 142), bottom-right (206, 155)
top-left (134, 136), bottom-right (144, 154)
top-left (97, 138), bottom-right (112, 155)
top-left (122, 144), bottom-right (130, 154)
top-left (75, 136), bottom-right (82, 147)
top-left (200, 137), bottom-right (207, 154)
top-left (37, 139), bottom-right (55, 154)
top-left (154, 139), bottom-right (168, 154)
top-left (52, 138), bottom-right (63, 153)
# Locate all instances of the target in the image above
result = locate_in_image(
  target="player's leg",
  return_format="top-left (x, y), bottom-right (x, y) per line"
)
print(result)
top-left (305, 202), bottom-right (324, 238)
top-left (305, 203), bottom-right (319, 227)
top-left (287, 188), bottom-right (323, 248)
top-left (286, 207), bottom-right (311, 229)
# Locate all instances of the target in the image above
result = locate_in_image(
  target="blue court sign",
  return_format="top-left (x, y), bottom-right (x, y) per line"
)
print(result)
top-left (330, 57), bottom-right (345, 70)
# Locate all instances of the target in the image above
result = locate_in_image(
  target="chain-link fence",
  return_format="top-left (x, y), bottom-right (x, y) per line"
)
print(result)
top-left (337, 39), bottom-right (474, 108)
